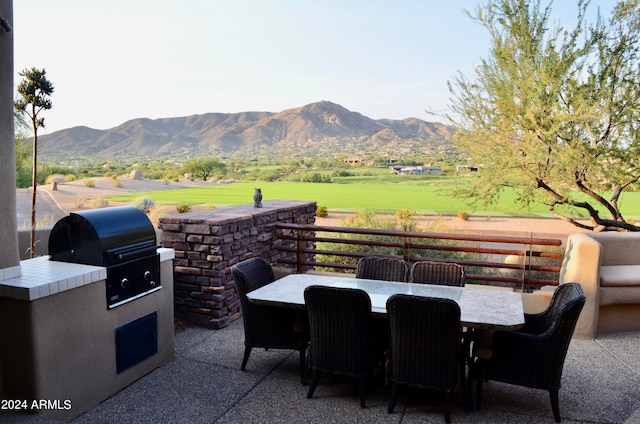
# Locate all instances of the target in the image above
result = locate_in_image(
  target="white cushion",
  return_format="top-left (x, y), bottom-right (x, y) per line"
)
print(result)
top-left (599, 265), bottom-right (640, 287)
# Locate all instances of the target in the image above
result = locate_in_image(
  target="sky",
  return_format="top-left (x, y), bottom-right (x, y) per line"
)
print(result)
top-left (13, 1), bottom-right (614, 134)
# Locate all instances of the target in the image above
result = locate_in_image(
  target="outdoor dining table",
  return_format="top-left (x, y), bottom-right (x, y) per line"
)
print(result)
top-left (247, 272), bottom-right (524, 412)
top-left (246, 273), bottom-right (525, 330)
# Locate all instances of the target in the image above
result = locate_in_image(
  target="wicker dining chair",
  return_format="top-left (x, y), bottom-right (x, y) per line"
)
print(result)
top-left (386, 294), bottom-right (462, 423)
top-left (304, 285), bottom-right (375, 408)
top-left (231, 257), bottom-right (308, 379)
top-left (474, 282), bottom-right (586, 423)
top-left (409, 260), bottom-right (465, 286)
top-left (355, 256), bottom-right (409, 282)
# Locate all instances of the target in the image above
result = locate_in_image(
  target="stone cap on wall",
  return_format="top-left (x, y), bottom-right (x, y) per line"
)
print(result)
top-left (159, 200), bottom-right (316, 226)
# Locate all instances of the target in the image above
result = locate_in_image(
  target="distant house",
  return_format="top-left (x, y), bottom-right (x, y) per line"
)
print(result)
top-left (389, 165), bottom-right (441, 175)
top-left (456, 165), bottom-right (481, 174)
top-left (344, 157), bottom-right (363, 165)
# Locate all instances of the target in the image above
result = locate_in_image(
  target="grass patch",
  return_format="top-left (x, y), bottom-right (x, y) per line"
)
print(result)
top-left (102, 176), bottom-right (640, 218)
top-left (104, 173), bottom-right (640, 218)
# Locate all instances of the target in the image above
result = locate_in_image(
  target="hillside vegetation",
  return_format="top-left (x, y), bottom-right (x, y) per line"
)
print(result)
top-left (38, 101), bottom-right (455, 161)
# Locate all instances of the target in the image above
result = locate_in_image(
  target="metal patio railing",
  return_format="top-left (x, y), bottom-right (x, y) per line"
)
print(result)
top-left (275, 223), bottom-right (564, 292)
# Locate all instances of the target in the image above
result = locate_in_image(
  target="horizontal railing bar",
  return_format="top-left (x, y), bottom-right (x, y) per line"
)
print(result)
top-left (281, 234), bottom-right (561, 258)
top-left (279, 246), bottom-right (560, 272)
top-left (276, 259), bottom-right (558, 287)
top-left (277, 258), bottom-right (355, 270)
top-left (276, 223), bottom-right (562, 246)
top-left (465, 274), bottom-right (558, 286)
top-left (275, 222), bottom-right (563, 292)
top-left (280, 234), bottom-right (562, 257)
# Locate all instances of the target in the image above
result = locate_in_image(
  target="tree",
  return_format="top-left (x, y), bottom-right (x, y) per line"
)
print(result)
top-left (15, 68), bottom-right (54, 256)
top-left (182, 157), bottom-right (226, 181)
top-left (448, 0), bottom-right (640, 231)
top-left (14, 112), bottom-right (32, 187)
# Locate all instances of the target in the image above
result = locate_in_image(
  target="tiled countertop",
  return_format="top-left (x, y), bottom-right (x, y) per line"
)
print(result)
top-left (0, 248), bottom-right (174, 301)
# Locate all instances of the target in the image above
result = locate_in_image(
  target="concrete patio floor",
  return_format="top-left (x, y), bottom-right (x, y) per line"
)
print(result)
top-left (4, 318), bottom-right (640, 424)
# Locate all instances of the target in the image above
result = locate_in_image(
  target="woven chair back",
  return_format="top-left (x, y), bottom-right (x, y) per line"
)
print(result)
top-left (304, 285), bottom-right (374, 377)
top-left (409, 261), bottom-right (465, 286)
top-left (387, 294), bottom-right (461, 389)
top-left (232, 257), bottom-right (301, 350)
top-left (355, 256), bottom-right (409, 282)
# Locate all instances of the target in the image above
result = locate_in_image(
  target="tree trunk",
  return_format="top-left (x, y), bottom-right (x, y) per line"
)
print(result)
top-left (30, 127), bottom-right (37, 258)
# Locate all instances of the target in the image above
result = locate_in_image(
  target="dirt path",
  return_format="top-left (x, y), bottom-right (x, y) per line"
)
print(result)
top-left (41, 176), bottom-right (208, 212)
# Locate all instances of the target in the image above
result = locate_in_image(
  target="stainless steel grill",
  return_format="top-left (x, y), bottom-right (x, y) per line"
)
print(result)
top-left (48, 206), bottom-right (162, 308)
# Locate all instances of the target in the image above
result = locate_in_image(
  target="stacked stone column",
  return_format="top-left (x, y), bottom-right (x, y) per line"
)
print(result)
top-left (158, 200), bottom-right (316, 328)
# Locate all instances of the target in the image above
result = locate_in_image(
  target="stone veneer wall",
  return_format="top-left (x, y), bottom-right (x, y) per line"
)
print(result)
top-left (157, 200), bottom-right (316, 329)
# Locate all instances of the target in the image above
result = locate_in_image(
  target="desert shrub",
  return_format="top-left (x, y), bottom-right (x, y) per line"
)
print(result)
top-left (133, 197), bottom-right (155, 213)
top-left (315, 209), bottom-right (485, 275)
top-left (258, 170), bottom-right (282, 182)
top-left (205, 204), bottom-right (216, 210)
top-left (163, 173), bottom-right (181, 183)
top-left (112, 179), bottom-right (123, 188)
top-left (457, 210), bottom-right (469, 221)
top-left (16, 170), bottom-right (31, 187)
top-left (316, 205), bottom-right (328, 218)
top-left (331, 170), bottom-right (352, 177)
top-left (396, 208), bottom-right (418, 231)
top-left (147, 207), bottom-right (167, 227)
top-left (45, 174), bottom-right (67, 184)
top-left (84, 179), bottom-right (95, 188)
top-left (176, 203), bottom-right (191, 213)
top-left (315, 210), bottom-right (408, 271)
top-left (91, 196), bottom-right (108, 209)
top-left (300, 172), bottom-right (333, 183)
top-left (36, 215), bottom-right (56, 227)
top-left (65, 174), bottom-right (76, 181)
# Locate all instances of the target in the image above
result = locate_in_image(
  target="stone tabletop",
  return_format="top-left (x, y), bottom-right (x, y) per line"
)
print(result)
top-left (248, 273), bottom-right (524, 330)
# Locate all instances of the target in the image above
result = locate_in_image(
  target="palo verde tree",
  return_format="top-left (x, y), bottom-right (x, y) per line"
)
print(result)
top-left (15, 67), bottom-right (54, 256)
top-left (448, 0), bottom-right (640, 231)
top-left (182, 157), bottom-right (226, 181)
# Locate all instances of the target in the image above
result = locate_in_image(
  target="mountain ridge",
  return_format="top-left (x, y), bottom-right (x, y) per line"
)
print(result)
top-left (39, 100), bottom-right (455, 160)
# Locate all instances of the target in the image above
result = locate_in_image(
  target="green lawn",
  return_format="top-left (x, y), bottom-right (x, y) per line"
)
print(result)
top-left (106, 177), bottom-right (640, 218)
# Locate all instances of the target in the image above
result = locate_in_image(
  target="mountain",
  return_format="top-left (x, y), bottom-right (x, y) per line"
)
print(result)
top-left (39, 101), bottom-right (455, 160)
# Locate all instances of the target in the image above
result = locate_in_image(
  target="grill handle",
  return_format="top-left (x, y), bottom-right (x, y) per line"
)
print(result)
top-left (111, 245), bottom-right (163, 261)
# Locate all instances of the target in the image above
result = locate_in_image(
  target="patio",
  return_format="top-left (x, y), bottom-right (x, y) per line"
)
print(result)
top-left (5, 319), bottom-right (640, 424)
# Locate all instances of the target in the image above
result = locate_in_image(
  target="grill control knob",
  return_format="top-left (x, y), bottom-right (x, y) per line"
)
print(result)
top-left (121, 278), bottom-right (129, 289)
top-left (144, 270), bottom-right (156, 286)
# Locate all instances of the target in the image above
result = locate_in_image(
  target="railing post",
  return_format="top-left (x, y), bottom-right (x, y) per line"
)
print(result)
top-left (296, 229), bottom-right (306, 273)
top-left (521, 243), bottom-right (534, 293)
top-left (403, 234), bottom-right (412, 263)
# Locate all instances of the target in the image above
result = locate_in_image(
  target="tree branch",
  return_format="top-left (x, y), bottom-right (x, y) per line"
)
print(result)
top-left (610, 175), bottom-right (640, 210)
top-left (575, 179), bottom-right (621, 219)
top-left (548, 208), bottom-right (595, 230)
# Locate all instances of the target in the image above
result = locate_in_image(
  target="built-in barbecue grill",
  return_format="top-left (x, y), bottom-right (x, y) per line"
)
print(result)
top-left (48, 206), bottom-right (162, 309)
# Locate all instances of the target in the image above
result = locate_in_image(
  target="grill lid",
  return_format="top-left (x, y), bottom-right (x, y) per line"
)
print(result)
top-left (48, 206), bottom-right (158, 266)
